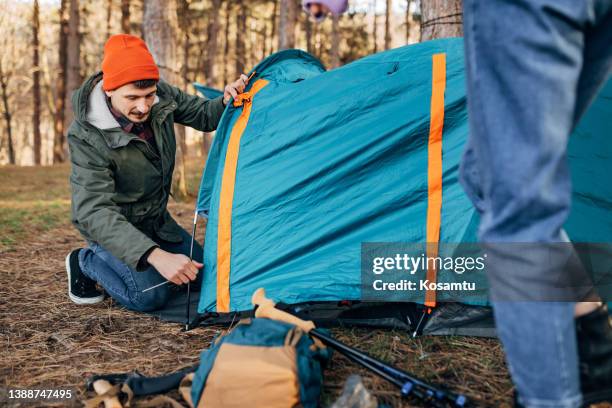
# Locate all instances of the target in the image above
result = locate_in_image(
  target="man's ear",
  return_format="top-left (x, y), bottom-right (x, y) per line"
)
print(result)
top-left (104, 90), bottom-right (113, 98)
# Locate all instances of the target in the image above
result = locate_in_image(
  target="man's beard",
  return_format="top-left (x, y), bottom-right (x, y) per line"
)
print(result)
top-left (129, 111), bottom-right (149, 122)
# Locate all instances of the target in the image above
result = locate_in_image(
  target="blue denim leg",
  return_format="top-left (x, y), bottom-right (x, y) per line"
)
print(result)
top-left (461, 0), bottom-right (612, 243)
top-left (461, 0), bottom-right (612, 406)
top-left (79, 226), bottom-right (204, 312)
top-left (494, 302), bottom-right (581, 408)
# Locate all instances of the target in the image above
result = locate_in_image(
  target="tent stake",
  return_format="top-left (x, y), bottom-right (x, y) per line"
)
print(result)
top-left (412, 307), bottom-right (431, 338)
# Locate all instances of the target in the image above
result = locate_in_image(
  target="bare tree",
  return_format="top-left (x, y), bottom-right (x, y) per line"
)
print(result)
top-left (32, 0), bottom-right (42, 165)
top-left (420, 0), bottom-right (463, 41)
top-left (278, 0), bottom-right (296, 50)
top-left (178, 0), bottom-right (190, 87)
top-left (312, 17), bottom-right (320, 59)
top-left (270, 0), bottom-right (278, 54)
top-left (330, 14), bottom-right (340, 68)
top-left (260, 2), bottom-right (270, 58)
top-left (143, 0), bottom-right (179, 91)
top-left (204, 0), bottom-right (221, 86)
top-left (304, 13), bottom-right (313, 54)
top-left (223, 0), bottom-right (231, 85)
top-left (106, 0), bottom-right (113, 38)
top-left (405, 0), bottom-right (413, 43)
top-left (178, 0), bottom-right (190, 161)
top-left (121, 0), bottom-right (130, 33)
top-left (384, 0), bottom-right (391, 50)
top-left (372, 0), bottom-right (378, 53)
top-left (235, 0), bottom-right (246, 75)
top-left (54, 0), bottom-right (69, 163)
top-left (143, 0), bottom-right (188, 198)
top-left (40, 45), bottom-right (58, 121)
top-left (0, 59), bottom-right (15, 164)
top-left (65, 0), bottom-right (81, 129)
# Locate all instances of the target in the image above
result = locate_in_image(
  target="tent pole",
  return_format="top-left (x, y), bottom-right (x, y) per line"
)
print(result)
top-left (185, 211), bottom-right (198, 331)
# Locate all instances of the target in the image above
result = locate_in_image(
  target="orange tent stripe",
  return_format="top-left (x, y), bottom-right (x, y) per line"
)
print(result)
top-left (217, 79), bottom-right (269, 312)
top-left (424, 54), bottom-right (446, 308)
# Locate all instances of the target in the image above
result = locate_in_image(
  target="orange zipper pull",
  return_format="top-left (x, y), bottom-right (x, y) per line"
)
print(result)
top-left (233, 72), bottom-right (258, 107)
top-left (233, 92), bottom-right (252, 107)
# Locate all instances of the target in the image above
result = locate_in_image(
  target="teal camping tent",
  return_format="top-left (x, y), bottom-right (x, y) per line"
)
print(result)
top-left (194, 38), bottom-right (611, 333)
top-left (193, 83), bottom-right (224, 100)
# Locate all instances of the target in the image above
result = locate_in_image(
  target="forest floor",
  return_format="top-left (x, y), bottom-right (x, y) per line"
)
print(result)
top-left (0, 160), bottom-right (602, 408)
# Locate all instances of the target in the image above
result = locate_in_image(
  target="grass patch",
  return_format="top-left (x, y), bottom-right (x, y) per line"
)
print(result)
top-left (0, 164), bottom-right (74, 251)
top-left (0, 200), bottom-right (71, 251)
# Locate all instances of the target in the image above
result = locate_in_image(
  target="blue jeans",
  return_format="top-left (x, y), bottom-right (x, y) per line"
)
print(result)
top-left (461, 0), bottom-right (612, 407)
top-left (79, 226), bottom-right (203, 312)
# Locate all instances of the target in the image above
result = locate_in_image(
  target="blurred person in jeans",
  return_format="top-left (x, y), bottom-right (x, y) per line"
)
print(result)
top-left (460, 0), bottom-right (612, 406)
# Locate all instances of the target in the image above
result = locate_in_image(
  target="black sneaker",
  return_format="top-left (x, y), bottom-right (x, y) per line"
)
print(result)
top-left (65, 249), bottom-right (104, 304)
top-left (577, 303), bottom-right (612, 405)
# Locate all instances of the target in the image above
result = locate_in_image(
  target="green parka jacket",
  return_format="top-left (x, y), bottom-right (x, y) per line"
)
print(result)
top-left (68, 72), bottom-right (225, 270)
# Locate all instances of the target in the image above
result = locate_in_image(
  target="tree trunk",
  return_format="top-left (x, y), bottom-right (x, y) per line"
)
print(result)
top-left (143, 0), bottom-right (179, 86)
top-left (330, 14), bottom-right (340, 68)
top-left (223, 0), bottom-right (231, 85)
top-left (278, 0), bottom-right (296, 50)
top-left (65, 0), bottom-right (81, 129)
top-left (384, 0), bottom-right (391, 50)
top-left (178, 0), bottom-right (190, 87)
top-left (235, 0), bottom-right (246, 75)
top-left (372, 0), bottom-right (378, 53)
top-left (121, 0), bottom-right (130, 33)
top-left (32, 0), bottom-right (42, 165)
top-left (41, 44), bottom-right (58, 121)
top-left (143, 0), bottom-right (188, 198)
top-left (249, 13), bottom-right (257, 69)
top-left (304, 12), bottom-right (313, 54)
top-left (0, 59), bottom-right (15, 165)
top-left (312, 17), bottom-right (320, 59)
top-left (54, 0), bottom-right (69, 163)
top-left (80, 1), bottom-right (92, 77)
top-left (178, 0), bottom-right (190, 157)
top-left (204, 0), bottom-right (221, 87)
top-left (106, 0), bottom-right (113, 38)
top-left (420, 0), bottom-right (463, 41)
top-left (270, 0), bottom-right (278, 53)
top-left (201, 132), bottom-right (213, 158)
top-left (200, 0), bottom-right (222, 159)
top-left (173, 125), bottom-right (188, 197)
top-left (405, 0), bottom-right (413, 43)
top-left (262, 6), bottom-right (269, 58)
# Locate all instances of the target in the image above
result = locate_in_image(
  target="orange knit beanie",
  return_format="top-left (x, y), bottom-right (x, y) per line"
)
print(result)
top-left (102, 34), bottom-right (160, 91)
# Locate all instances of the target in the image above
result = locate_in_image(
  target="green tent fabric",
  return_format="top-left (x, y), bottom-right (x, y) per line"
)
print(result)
top-left (566, 79), bottom-right (612, 241)
top-left (194, 38), bottom-right (611, 320)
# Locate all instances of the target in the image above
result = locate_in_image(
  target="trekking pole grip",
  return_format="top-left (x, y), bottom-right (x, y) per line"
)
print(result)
top-left (92, 379), bottom-right (122, 408)
top-left (251, 288), bottom-right (316, 333)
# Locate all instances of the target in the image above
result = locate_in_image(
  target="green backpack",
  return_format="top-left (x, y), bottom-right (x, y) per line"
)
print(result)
top-left (182, 317), bottom-right (331, 408)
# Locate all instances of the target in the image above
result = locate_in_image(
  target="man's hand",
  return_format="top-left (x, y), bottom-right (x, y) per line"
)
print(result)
top-left (147, 248), bottom-right (202, 285)
top-left (223, 74), bottom-right (250, 106)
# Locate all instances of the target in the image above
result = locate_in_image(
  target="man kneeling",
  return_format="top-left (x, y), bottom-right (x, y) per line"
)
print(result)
top-left (65, 34), bottom-right (248, 311)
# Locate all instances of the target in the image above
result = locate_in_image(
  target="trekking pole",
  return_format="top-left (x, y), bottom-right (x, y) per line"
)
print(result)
top-left (185, 211), bottom-right (198, 331)
top-left (251, 288), bottom-right (469, 407)
top-left (310, 328), bottom-right (467, 407)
